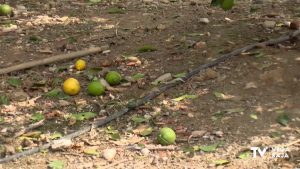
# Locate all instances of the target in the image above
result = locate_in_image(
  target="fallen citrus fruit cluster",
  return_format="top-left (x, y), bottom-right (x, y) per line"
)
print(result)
top-left (62, 59), bottom-right (122, 96)
top-left (63, 60), bottom-right (177, 146)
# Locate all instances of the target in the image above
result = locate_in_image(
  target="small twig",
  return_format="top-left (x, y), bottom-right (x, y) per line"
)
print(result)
top-left (146, 146), bottom-right (177, 151)
top-left (0, 30), bottom-right (299, 164)
top-left (115, 21), bottom-right (120, 37)
top-left (100, 78), bottom-right (126, 92)
top-left (127, 144), bottom-right (177, 151)
top-left (61, 152), bottom-right (83, 157)
top-left (13, 119), bottom-right (45, 138)
top-left (106, 86), bottom-right (126, 92)
top-left (102, 159), bottom-right (128, 169)
top-left (284, 139), bottom-right (300, 147)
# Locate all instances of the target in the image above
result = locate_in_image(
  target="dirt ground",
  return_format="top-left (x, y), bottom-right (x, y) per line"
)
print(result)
top-left (0, 0), bottom-right (299, 168)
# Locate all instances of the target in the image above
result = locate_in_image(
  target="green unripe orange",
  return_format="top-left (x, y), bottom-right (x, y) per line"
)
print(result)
top-left (87, 81), bottom-right (105, 96)
top-left (221, 0), bottom-right (234, 11)
top-left (105, 71), bottom-right (121, 86)
top-left (157, 127), bottom-right (176, 145)
top-left (0, 4), bottom-right (12, 16)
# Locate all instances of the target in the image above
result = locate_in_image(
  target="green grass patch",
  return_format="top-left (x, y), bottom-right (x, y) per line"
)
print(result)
top-left (107, 7), bottom-right (126, 14)
top-left (138, 45), bottom-right (157, 53)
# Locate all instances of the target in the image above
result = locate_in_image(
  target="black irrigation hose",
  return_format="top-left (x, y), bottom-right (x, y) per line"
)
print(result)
top-left (0, 29), bottom-right (299, 164)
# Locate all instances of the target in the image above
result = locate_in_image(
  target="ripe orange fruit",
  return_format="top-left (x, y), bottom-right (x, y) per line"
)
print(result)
top-left (75, 59), bottom-right (86, 71)
top-left (63, 78), bottom-right (80, 95)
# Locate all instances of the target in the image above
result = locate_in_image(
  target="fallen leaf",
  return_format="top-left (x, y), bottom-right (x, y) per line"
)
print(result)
top-left (31, 113), bottom-right (45, 122)
top-left (140, 127), bottom-right (153, 136)
top-left (111, 135), bottom-right (144, 146)
top-left (38, 48), bottom-right (53, 54)
top-left (238, 151), bottom-right (251, 159)
top-left (0, 117), bottom-right (4, 123)
top-left (105, 126), bottom-right (121, 141)
top-left (50, 132), bottom-right (63, 140)
top-left (2, 24), bottom-right (18, 33)
top-left (213, 91), bottom-right (235, 100)
top-left (186, 33), bottom-right (205, 36)
top-left (22, 131), bottom-right (42, 138)
top-left (151, 73), bottom-right (172, 85)
top-left (212, 108), bottom-right (244, 120)
top-left (0, 95), bottom-right (10, 105)
top-left (44, 89), bottom-right (70, 100)
top-left (183, 146), bottom-right (196, 154)
top-left (89, 0), bottom-right (102, 4)
top-left (131, 116), bottom-right (148, 124)
top-left (200, 143), bottom-right (219, 152)
top-left (194, 41), bottom-right (206, 49)
top-left (132, 73), bottom-right (145, 80)
top-left (84, 148), bottom-right (100, 156)
top-left (225, 108), bottom-right (245, 113)
top-left (213, 159), bottom-right (230, 165)
top-left (172, 94), bottom-right (197, 102)
top-left (101, 24), bottom-right (115, 29)
top-left (18, 96), bottom-right (40, 107)
top-left (2, 105), bottom-right (17, 112)
top-left (127, 56), bottom-right (140, 62)
top-left (58, 100), bottom-right (71, 106)
top-left (68, 112), bottom-right (97, 121)
top-left (270, 131), bottom-right (282, 138)
top-left (175, 125), bottom-right (188, 134)
top-left (173, 72), bottom-right (186, 78)
top-left (244, 82), bottom-right (258, 89)
top-left (110, 133), bottom-right (121, 141)
top-left (127, 62), bottom-right (137, 66)
top-left (189, 130), bottom-right (207, 139)
top-left (250, 114), bottom-right (258, 120)
top-left (276, 112), bottom-right (290, 126)
top-left (45, 110), bottom-right (64, 120)
top-left (49, 160), bottom-right (65, 169)
top-left (8, 78), bottom-right (22, 87)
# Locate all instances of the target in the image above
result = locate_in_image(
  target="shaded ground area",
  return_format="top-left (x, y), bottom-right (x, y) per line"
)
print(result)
top-left (0, 0), bottom-right (299, 168)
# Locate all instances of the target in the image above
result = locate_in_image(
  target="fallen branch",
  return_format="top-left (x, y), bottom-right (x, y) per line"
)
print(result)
top-left (0, 45), bottom-right (109, 75)
top-left (285, 139), bottom-right (300, 147)
top-left (13, 119), bottom-right (45, 138)
top-left (0, 30), bottom-right (299, 164)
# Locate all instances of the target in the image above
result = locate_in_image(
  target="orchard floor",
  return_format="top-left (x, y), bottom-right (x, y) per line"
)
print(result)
top-left (0, 0), bottom-right (299, 168)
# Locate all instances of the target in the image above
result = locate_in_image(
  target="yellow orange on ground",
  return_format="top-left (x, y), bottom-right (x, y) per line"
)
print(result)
top-left (63, 78), bottom-right (80, 95)
top-left (75, 59), bottom-right (86, 71)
